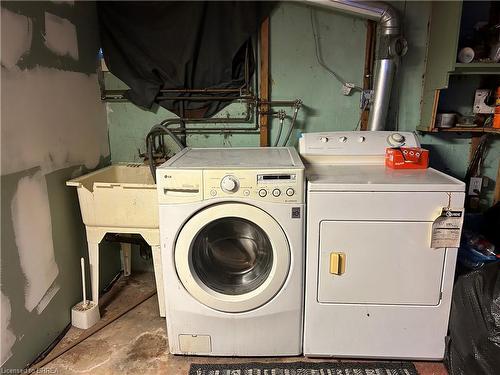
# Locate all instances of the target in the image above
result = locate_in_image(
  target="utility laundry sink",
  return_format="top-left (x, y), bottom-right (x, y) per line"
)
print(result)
top-left (67, 163), bottom-right (165, 317)
top-left (67, 163), bottom-right (158, 228)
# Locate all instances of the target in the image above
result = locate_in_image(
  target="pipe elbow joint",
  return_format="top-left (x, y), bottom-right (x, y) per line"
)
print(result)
top-left (376, 3), bottom-right (407, 58)
top-left (379, 4), bottom-right (401, 35)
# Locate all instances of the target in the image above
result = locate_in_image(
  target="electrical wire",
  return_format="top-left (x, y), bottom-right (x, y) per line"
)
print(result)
top-left (464, 134), bottom-right (490, 203)
top-left (353, 100), bottom-right (369, 130)
top-left (310, 9), bottom-right (362, 92)
top-left (465, 134), bottom-right (490, 180)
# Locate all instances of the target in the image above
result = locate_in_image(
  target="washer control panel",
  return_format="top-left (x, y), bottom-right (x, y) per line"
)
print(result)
top-left (204, 170), bottom-right (303, 203)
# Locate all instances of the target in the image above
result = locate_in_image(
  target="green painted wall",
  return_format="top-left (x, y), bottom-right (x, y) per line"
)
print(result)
top-left (269, 3), bottom-right (366, 139)
top-left (1, 2), bottom-right (118, 369)
top-left (106, 1), bottom-right (498, 206)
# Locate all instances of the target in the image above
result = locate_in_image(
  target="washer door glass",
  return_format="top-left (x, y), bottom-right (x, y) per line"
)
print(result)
top-left (192, 217), bottom-right (273, 295)
top-left (175, 203), bottom-right (290, 313)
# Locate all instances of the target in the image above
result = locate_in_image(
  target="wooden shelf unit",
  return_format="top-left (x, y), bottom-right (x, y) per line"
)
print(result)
top-left (438, 126), bottom-right (500, 134)
top-left (418, 2), bottom-right (500, 134)
top-left (452, 63), bottom-right (500, 75)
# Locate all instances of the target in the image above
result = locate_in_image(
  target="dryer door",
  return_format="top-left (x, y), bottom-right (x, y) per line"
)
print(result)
top-left (175, 203), bottom-right (290, 312)
top-left (317, 221), bottom-right (446, 305)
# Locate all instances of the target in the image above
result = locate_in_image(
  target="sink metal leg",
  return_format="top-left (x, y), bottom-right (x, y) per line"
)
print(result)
top-left (151, 245), bottom-right (165, 317)
top-left (87, 241), bottom-right (100, 304)
top-left (120, 243), bottom-right (132, 277)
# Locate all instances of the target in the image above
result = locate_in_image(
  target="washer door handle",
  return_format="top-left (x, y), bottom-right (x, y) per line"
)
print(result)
top-left (329, 252), bottom-right (346, 275)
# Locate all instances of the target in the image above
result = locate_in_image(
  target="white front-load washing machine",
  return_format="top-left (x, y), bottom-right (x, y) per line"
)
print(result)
top-left (156, 147), bottom-right (305, 356)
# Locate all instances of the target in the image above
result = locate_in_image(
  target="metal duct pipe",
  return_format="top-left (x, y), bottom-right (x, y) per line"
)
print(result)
top-left (370, 58), bottom-right (396, 130)
top-left (302, 0), bottom-right (407, 131)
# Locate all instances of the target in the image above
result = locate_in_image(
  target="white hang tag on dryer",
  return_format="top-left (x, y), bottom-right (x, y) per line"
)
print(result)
top-left (430, 208), bottom-right (464, 248)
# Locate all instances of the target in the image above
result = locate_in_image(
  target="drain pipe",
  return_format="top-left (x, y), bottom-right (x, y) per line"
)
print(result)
top-left (302, 0), bottom-right (407, 130)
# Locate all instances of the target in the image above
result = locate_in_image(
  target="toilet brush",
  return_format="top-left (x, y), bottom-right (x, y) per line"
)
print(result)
top-left (71, 257), bottom-right (100, 329)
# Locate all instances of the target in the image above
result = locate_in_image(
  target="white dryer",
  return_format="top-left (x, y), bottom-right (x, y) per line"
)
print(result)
top-left (299, 131), bottom-right (465, 360)
top-left (156, 147), bottom-right (305, 356)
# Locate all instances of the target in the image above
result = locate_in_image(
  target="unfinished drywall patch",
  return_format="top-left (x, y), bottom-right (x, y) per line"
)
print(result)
top-left (43, 12), bottom-right (78, 60)
top-left (11, 171), bottom-right (60, 313)
top-left (1, 291), bottom-right (16, 365)
top-left (2, 1), bottom-right (99, 74)
top-left (1, 67), bottom-right (109, 175)
top-left (35, 283), bottom-right (61, 314)
top-left (1, 8), bottom-right (32, 68)
top-left (1, 1), bottom-right (114, 369)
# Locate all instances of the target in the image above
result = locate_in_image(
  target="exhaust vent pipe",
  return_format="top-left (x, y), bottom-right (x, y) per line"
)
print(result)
top-left (303, 0), bottom-right (407, 131)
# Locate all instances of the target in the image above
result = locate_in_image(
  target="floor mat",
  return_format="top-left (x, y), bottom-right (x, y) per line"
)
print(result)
top-left (189, 361), bottom-right (418, 374)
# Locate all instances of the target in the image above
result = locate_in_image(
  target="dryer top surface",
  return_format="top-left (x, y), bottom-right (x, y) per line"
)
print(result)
top-left (299, 131), bottom-right (464, 192)
top-left (306, 164), bottom-right (465, 192)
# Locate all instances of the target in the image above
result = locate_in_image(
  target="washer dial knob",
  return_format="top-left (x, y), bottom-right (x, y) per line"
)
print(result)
top-left (286, 188), bottom-right (295, 196)
top-left (220, 175), bottom-right (239, 193)
top-left (320, 136), bottom-right (329, 143)
top-left (258, 189), bottom-right (267, 197)
top-left (272, 188), bottom-right (281, 197)
top-left (339, 136), bottom-right (348, 143)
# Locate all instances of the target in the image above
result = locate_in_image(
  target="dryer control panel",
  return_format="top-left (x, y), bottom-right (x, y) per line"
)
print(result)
top-left (299, 131), bottom-right (420, 165)
top-left (299, 131), bottom-right (420, 156)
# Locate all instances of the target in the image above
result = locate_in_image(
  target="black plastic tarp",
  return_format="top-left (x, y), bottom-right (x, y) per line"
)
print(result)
top-left (97, 1), bottom-right (276, 117)
top-left (446, 263), bottom-right (500, 375)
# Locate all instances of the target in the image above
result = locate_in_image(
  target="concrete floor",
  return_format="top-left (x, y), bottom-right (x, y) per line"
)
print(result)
top-left (42, 272), bottom-right (448, 375)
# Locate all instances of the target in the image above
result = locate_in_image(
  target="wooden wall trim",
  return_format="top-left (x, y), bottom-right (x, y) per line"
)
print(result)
top-left (494, 162), bottom-right (500, 205)
top-left (259, 17), bottom-right (270, 146)
top-left (360, 20), bottom-right (376, 131)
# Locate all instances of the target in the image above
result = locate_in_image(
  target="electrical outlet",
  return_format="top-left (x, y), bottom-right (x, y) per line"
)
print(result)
top-left (468, 177), bottom-right (483, 196)
top-left (342, 83), bottom-right (355, 96)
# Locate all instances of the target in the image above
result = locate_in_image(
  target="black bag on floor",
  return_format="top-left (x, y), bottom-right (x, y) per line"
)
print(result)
top-left (445, 263), bottom-right (500, 375)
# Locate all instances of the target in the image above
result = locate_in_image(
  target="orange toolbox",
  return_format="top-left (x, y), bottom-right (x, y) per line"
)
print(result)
top-left (385, 147), bottom-right (429, 169)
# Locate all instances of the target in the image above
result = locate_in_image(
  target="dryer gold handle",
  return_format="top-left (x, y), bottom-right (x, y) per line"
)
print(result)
top-left (329, 252), bottom-right (346, 275)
